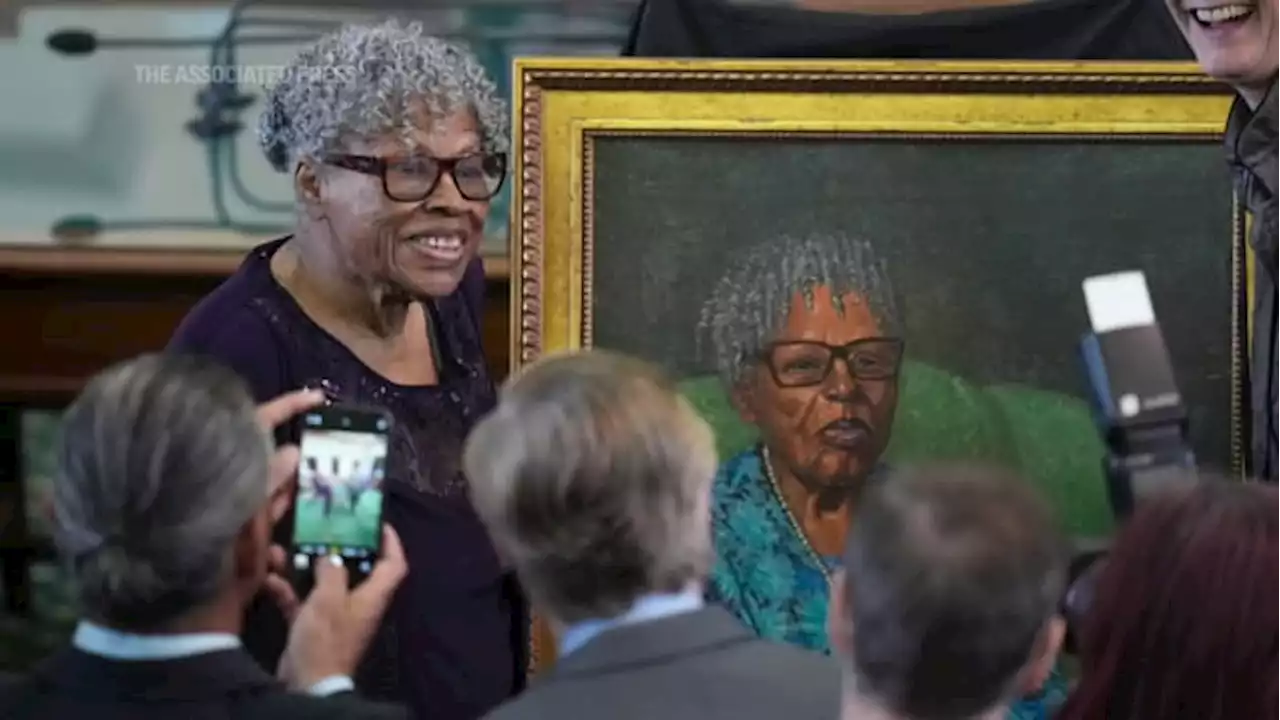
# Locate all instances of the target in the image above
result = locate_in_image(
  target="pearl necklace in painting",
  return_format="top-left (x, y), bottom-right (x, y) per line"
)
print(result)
top-left (759, 444), bottom-right (832, 583)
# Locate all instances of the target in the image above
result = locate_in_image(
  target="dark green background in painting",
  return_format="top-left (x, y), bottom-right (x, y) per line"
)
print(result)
top-left (590, 136), bottom-right (1235, 471)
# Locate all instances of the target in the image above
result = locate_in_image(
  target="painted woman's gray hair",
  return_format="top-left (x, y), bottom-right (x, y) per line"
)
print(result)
top-left (258, 18), bottom-right (509, 172)
top-left (54, 354), bottom-right (271, 629)
top-left (697, 232), bottom-right (902, 388)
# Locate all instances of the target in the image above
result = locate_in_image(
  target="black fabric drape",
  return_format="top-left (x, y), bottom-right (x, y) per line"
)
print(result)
top-left (622, 0), bottom-right (1192, 60)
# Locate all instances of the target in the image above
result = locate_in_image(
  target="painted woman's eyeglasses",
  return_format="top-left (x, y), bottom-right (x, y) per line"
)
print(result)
top-left (325, 152), bottom-right (507, 202)
top-left (761, 338), bottom-right (905, 388)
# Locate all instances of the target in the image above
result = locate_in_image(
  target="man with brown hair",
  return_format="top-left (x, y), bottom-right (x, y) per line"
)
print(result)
top-left (464, 349), bottom-right (839, 720)
top-left (829, 464), bottom-right (1069, 720)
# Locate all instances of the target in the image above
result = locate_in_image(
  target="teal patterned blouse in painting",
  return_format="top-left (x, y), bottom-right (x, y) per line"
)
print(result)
top-left (706, 447), bottom-right (1066, 720)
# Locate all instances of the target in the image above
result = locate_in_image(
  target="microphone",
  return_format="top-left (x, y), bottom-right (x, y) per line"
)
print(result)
top-left (51, 214), bottom-right (102, 243)
top-left (49, 214), bottom-right (287, 242)
top-left (46, 29), bottom-right (96, 55)
top-left (45, 28), bottom-right (319, 56)
top-left (46, 23), bottom-right (624, 59)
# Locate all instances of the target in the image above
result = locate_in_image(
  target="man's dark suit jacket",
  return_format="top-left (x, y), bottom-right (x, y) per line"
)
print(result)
top-left (485, 606), bottom-right (840, 720)
top-left (0, 646), bottom-right (407, 720)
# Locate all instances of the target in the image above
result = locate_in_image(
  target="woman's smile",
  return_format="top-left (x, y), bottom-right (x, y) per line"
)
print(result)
top-left (403, 232), bottom-right (469, 266)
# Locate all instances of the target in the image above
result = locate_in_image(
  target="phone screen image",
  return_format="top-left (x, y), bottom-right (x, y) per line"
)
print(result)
top-left (292, 406), bottom-right (390, 576)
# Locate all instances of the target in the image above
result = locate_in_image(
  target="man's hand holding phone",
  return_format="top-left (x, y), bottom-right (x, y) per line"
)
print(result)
top-left (250, 389), bottom-right (407, 692)
top-left (274, 525), bottom-right (408, 691)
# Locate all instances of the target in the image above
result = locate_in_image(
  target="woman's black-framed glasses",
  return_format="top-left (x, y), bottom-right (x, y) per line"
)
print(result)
top-left (325, 152), bottom-right (507, 202)
top-left (761, 338), bottom-right (905, 388)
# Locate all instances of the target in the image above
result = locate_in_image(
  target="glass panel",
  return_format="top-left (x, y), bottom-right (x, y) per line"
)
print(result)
top-left (0, 3), bottom-right (633, 257)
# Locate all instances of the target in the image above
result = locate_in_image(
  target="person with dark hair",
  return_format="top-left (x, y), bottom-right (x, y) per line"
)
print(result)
top-left (0, 354), bottom-right (407, 720)
top-left (166, 19), bottom-right (526, 720)
top-left (1057, 479), bottom-right (1278, 720)
top-left (828, 463), bottom-right (1069, 720)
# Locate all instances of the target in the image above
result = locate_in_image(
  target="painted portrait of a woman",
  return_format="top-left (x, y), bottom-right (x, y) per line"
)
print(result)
top-left (685, 232), bottom-right (1069, 720)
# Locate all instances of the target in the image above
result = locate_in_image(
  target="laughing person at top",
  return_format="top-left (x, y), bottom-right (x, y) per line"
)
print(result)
top-left (1165, 0), bottom-right (1277, 480)
top-left (167, 19), bottom-right (527, 720)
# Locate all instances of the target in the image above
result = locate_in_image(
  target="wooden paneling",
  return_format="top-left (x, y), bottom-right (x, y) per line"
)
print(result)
top-left (0, 274), bottom-right (221, 405)
top-left (0, 250), bottom-right (511, 406)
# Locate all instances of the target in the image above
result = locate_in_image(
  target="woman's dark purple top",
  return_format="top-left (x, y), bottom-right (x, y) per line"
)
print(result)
top-left (167, 238), bottom-right (527, 719)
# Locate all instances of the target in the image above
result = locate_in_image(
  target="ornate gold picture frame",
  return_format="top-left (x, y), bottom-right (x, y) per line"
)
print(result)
top-left (509, 58), bottom-right (1242, 673)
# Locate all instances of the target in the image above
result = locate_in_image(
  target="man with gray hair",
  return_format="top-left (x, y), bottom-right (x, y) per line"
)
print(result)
top-left (464, 349), bottom-right (839, 720)
top-left (0, 354), bottom-right (407, 720)
top-left (828, 464), bottom-right (1068, 720)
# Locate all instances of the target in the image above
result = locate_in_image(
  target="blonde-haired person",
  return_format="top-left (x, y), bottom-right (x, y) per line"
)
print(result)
top-left (464, 349), bottom-right (839, 720)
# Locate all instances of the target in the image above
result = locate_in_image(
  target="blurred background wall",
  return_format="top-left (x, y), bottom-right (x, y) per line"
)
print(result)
top-left (0, 2), bottom-right (630, 252)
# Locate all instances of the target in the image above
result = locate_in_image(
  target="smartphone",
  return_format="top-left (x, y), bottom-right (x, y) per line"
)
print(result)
top-left (290, 404), bottom-right (392, 586)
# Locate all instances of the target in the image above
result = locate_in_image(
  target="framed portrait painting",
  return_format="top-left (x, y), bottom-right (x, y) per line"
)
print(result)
top-left (509, 58), bottom-right (1243, 670)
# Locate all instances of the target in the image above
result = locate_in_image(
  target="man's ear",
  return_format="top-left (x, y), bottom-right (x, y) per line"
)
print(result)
top-left (1020, 615), bottom-right (1066, 695)
top-left (230, 511), bottom-right (272, 589)
top-left (827, 568), bottom-right (853, 657)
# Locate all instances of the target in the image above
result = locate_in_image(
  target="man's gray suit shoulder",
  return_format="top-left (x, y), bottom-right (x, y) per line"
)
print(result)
top-left (734, 636), bottom-right (842, 710)
top-left (481, 637), bottom-right (841, 720)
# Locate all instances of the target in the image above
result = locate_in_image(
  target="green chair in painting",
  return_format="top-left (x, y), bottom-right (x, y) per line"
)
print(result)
top-left (678, 359), bottom-right (1115, 538)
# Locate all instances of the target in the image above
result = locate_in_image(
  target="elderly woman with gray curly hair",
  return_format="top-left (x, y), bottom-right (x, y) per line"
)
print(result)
top-left (168, 19), bottom-right (525, 719)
